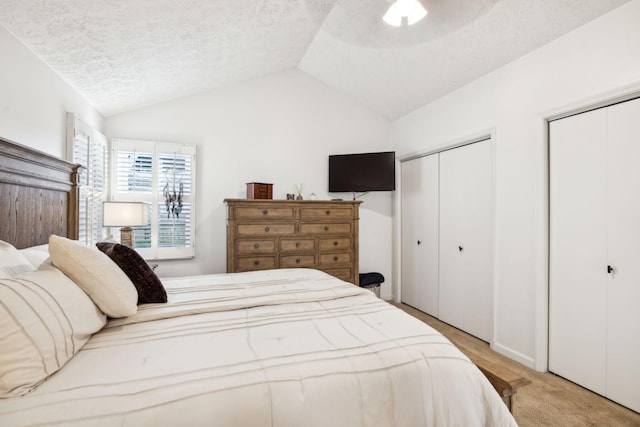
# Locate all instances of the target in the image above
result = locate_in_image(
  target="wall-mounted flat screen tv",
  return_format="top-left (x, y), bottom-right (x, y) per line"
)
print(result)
top-left (328, 151), bottom-right (396, 192)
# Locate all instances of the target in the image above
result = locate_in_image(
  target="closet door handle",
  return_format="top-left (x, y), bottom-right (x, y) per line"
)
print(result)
top-left (417, 240), bottom-right (422, 246)
top-left (458, 246), bottom-right (464, 252)
top-left (607, 265), bottom-right (614, 274)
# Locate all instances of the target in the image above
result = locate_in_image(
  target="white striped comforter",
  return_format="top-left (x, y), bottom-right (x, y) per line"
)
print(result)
top-left (0, 268), bottom-right (517, 426)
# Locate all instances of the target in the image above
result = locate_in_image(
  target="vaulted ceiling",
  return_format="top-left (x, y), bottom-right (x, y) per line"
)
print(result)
top-left (0, 0), bottom-right (631, 119)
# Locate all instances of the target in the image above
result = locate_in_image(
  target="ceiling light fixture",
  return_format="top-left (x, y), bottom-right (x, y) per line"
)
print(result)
top-left (383, 0), bottom-right (427, 27)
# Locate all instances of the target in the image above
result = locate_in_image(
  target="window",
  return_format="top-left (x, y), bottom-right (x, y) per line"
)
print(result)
top-left (111, 139), bottom-right (196, 260)
top-left (66, 113), bottom-right (107, 246)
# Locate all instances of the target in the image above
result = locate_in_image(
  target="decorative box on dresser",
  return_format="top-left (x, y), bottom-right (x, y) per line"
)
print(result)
top-left (225, 199), bottom-right (361, 285)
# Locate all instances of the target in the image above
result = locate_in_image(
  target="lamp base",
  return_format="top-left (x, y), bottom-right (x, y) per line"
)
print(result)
top-left (120, 227), bottom-right (133, 247)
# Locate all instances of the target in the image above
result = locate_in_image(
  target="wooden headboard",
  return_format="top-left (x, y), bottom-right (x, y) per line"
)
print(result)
top-left (0, 137), bottom-right (80, 248)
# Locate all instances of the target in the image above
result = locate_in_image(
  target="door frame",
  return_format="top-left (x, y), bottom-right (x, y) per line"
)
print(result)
top-left (536, 83), bottom-right (640, 372)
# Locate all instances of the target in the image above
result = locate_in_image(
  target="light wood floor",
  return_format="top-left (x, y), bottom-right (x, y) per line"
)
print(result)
top-left (394, 303), bottom-right (640, 427)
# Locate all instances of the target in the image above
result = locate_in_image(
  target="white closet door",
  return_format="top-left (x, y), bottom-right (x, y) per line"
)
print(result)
top-left (439, 139), bottom-right (494, 341)
top-left (605, 99), bottom-right (640, 412)
top-left (549, 109), bottom-right (608, 395)
top-left (401, 154), bottom-right (439, 315)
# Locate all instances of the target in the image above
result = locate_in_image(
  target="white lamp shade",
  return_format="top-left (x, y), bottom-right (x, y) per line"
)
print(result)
top-left (383, 0), bottom-right (427, 27)
top-left (103, 202), bottom-right (149, 227)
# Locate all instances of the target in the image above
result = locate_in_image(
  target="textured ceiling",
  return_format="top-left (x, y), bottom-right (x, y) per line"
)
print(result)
top-left (0, 0), bottom-right (631, 119)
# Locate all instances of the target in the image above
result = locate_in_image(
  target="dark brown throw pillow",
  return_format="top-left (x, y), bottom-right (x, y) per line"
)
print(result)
top-left (96, 242), bottom-right (167, 304)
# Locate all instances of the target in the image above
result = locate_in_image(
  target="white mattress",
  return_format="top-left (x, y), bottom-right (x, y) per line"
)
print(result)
top-left (0, 268), bottom-right (517, 426)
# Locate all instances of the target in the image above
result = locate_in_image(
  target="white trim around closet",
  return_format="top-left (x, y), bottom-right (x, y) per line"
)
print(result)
top-left (533, 81), bottom-right (640, 372)
top-left (396, 128), bottom-right (495, 162)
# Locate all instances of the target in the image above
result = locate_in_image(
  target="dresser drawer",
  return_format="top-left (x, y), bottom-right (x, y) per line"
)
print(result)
top-left (300, 223), bottom-right (351, 235)
top-left (234, 206), bottom-right (295, 219)
top-left (280, 239), bottom-right (315, 252)
top-left (301, 207), bottom-right (353, 219)
top-left (319, 252), bottom-right (352, 266)
top-left (237, 223), bottom-right (295, 236)
top-left (322, 268), bottom-right (353, 283)
top-left (280, 254), bottom-right (315, 268)
top-left (237, 256), bottom-right (276, 271)
top-left (319, 238), bottom-right (351, 251)
top-left (236, 239), bottom-right (276, 254)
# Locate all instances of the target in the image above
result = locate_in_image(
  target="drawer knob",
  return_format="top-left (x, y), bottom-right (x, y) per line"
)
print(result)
top-left (265, 226), bottom-right (270, 232)
top-left (262, 209), bottom-right (268, 215)
top-left (254, 243), bottom-right (259, 249)
top-left (295, 242), bottom-right (300, 248)
top-left (296, 258), bottom-right (301, 264)
top-left (333, 256), bottom-right (338, 261)
top-left (326, 210), bottom-right (331, 215)
top-left (333, 241), bottom-right (338, 246)
top-left (254, 260), bottom-right (260, 266)
top-left (324, 226), bottom-right (329, 232)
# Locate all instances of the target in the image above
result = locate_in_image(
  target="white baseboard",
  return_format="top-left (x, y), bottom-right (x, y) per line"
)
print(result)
top-left (491, 342), bottom-right (537, 370)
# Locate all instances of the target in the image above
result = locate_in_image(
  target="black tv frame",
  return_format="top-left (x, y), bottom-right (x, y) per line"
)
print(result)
top-left (328, 151), bottom-right (396, 194)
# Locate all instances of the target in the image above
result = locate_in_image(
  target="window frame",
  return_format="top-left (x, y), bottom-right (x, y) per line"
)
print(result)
top-left (110, 139), bottom-right (196, 260)
top-left (66, 113), bottom-right (107, 246)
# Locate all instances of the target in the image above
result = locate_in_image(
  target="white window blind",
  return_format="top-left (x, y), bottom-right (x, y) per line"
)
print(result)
top-left (111, 139), bottom-right (196, 260)
top-left (66, 113), bottom-right (107, 245)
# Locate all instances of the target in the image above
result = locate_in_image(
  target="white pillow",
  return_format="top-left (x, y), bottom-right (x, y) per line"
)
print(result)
top-left (18, 244), bottom-right (50, 268)
top-left (0, 240), bottom-right (35, 278)
top-left (48, 235), bottom-right (138, 318)
top-left (0, 263), bottom-right (107, 397)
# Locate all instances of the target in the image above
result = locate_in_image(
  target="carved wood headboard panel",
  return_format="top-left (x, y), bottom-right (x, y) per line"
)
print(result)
top-left (0, 137), bottom-right (80, 248)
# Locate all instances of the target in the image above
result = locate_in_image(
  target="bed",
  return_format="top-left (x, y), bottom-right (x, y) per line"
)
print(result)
top-left (0, 137), bottom-right (517, 426)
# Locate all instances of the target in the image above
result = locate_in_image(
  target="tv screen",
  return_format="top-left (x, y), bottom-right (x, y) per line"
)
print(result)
top-left (328, 151), bottom-right (396, 192)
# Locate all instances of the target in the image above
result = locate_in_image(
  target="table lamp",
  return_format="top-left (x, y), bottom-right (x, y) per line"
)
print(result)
top-left (103, 201), bottom-right (149, 247)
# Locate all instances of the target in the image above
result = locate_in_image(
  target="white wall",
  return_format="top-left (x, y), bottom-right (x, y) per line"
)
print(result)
top-left (392, 0), bottom-right (640, 370)
top-left (0, 26), bottom-right (103, 157)
top-left (106, 70), bottom-right (394, 298)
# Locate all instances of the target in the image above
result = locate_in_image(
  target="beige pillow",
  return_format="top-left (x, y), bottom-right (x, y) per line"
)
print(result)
top-left (48, 235), bottom-right (138, 318)
top-left (0, 240), bottom-right (35, 278)
top-left (0, 263), bottom-right (107, 397)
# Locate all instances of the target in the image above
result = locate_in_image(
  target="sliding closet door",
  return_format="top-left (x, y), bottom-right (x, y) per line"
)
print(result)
top-left (401, 154), bottom-right (439, 315)
top-left (439, 140), bottom-right (494, 341)
top-left (549, 109), bottom-right (608, 395)
top-left (605, 99), bottom-right (640, 412)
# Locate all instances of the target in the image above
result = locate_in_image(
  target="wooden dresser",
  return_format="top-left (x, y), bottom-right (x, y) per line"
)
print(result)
top-left (225, 199), bottom-right (361, 284)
